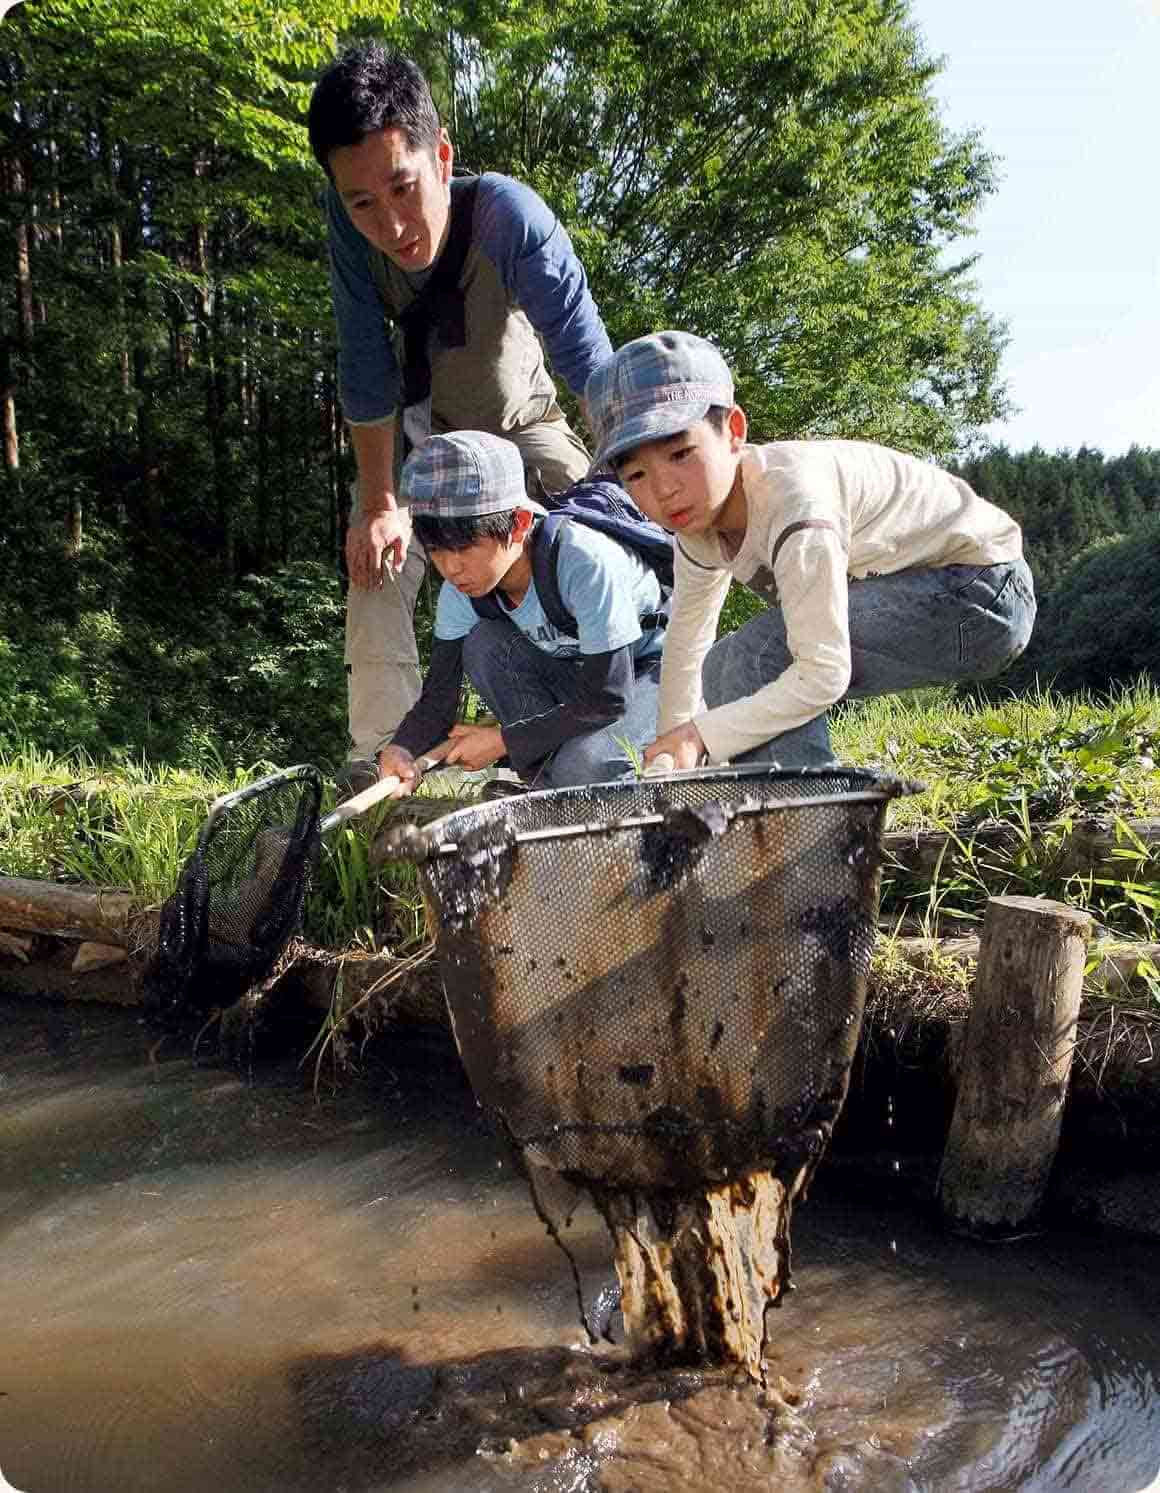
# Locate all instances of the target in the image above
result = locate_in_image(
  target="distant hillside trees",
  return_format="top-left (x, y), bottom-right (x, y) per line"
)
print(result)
top-left (953, 445), bottom-right (1160, 597)
top-left (1003, 513), bottom-right (1160, 695)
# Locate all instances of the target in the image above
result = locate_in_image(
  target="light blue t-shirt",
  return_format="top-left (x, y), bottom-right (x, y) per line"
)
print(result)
top-left (433, 520), bottom-right (666, 662)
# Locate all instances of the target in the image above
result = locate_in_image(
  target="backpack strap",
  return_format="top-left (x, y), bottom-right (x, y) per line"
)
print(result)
top-left (377, 174), bottom-right (480, 409)
top-left (528, 515), bottom-right (668, 639)
top-left (470, 514), bottom-right (670, 639)
top-left (467, 518), bottom-right (573, 634)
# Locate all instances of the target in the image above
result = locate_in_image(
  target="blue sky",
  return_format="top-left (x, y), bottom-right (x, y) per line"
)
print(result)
top-left (909, 0), bottom-right (1160, 456)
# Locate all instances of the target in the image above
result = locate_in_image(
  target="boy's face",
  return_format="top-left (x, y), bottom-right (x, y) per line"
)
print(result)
top-left (614, 410), bottom-right (746, 535)
top-left (426, 513), bottom-right (533, 598)
top-left (329, 127), bottom-right (453, 272)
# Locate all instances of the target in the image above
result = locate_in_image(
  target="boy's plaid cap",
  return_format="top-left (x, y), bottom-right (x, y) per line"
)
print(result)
top-left (586, 331), bottom-right (734, 470)
top-left (401, 430), bottom-right (547, 519)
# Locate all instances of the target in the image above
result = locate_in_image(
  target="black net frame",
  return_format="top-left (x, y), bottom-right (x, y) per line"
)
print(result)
top-left (144, 765), bottom-right (324, 1017)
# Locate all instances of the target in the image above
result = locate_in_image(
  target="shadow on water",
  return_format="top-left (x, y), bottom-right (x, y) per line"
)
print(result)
top-left (2, 995), bottom-right (1160, 1492)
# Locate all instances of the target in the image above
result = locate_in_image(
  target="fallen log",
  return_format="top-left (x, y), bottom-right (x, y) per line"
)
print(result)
top-left (882, 815), bottom-right (1160, 890)
top-left (0, 875), bottom-right (150, 948)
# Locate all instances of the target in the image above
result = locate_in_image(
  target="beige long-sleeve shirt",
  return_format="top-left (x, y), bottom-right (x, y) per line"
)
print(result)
top-left (658, 440), bottom-right (1025, 763)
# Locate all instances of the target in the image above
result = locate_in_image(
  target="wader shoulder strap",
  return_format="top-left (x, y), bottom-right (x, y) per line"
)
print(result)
top-left (367, 174), bottom-right (479, 409)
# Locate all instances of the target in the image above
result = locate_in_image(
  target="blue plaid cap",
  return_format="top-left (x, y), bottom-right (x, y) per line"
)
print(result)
top-left (586, 332), bottom-right (735, 470)
top-left (400, 431), bottom-right (548, 519)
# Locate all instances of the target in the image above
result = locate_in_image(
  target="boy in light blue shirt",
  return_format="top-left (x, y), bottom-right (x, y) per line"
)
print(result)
top-left (377, 432), bottom-right (665, 793)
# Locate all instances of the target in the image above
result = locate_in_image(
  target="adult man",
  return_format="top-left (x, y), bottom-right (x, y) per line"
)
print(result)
top-left (307, 44), bottom-right (612, 789)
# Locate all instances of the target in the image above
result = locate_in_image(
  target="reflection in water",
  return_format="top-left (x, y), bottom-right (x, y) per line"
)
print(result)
top-left (1, 996), bottom-right (1158, 1492)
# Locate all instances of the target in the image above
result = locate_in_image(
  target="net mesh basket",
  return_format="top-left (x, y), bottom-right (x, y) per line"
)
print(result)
top-left (144, 768), bottom-right (323, 1016)
top-left (398, 766), bottom-right (917, 1192)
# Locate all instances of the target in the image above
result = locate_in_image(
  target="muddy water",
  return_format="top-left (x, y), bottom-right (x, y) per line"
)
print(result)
top-left (2, 996), bottom-right (1159, 1493)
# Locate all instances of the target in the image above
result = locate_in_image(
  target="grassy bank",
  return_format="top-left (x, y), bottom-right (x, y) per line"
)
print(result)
top-left (3, 681), bottom-right (1159, 951)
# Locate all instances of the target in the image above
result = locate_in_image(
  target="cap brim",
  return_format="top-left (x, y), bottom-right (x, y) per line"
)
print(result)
top-left (591, 400), bottom-right (712, 473)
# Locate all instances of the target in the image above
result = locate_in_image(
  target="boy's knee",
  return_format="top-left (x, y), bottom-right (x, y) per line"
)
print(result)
top-left (462, 618), bottom-right (514, 675)
top-left (546, 733), bottom-right (633, 789)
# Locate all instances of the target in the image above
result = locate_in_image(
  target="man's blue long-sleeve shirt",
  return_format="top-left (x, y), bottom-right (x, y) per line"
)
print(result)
top-left (326, 172), bottom-right (612, 424)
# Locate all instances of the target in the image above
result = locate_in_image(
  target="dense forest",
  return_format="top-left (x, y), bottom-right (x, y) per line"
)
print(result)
top-left (2, 0), bottom-right (1156, 772)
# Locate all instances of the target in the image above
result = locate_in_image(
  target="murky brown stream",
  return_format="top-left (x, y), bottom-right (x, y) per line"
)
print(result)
top-left (3, 995), bottom-right (1158, 1492)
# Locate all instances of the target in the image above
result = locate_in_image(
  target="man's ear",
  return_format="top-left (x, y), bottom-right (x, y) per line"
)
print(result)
top-left (511, 507), bottom-right (536, 542)
top-left (727, 404), bottom-right (748, 447)
top-left (436, 129), bottom-right (454, 183)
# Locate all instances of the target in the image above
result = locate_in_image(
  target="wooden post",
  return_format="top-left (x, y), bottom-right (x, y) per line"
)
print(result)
top-left (938, 895), bottom-right (1092, 1236)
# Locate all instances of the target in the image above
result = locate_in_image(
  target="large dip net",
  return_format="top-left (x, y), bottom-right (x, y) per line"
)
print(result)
top-left (390, 766), bottom-right (918, 1376)
top-left (143, 766), bottom-right (324, 1018)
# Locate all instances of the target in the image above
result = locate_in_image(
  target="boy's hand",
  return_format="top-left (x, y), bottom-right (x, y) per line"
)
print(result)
top-left (376, 744), bottom-right (422, 798)
top-left (445, 723), bottom-right (507, 772)
top-left (644, 722), bottom-right (707, 772)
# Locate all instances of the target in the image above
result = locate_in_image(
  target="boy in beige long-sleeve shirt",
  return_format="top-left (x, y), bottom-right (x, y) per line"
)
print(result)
top-left (584, 332), bottom-right (1036, 770)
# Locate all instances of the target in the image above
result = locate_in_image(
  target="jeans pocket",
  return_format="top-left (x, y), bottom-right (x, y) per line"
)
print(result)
top-left (942, 563), bottom-right (995, 600)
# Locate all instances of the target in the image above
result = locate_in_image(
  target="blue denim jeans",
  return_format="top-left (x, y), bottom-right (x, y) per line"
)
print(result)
top-left (702, 558), bottom-right (1037, 767)
top-left (462, 619), bottom-right (662, 788)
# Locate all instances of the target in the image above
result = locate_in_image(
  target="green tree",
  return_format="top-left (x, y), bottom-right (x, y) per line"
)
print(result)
top-left (383, 0), bottom-right (1009, 455)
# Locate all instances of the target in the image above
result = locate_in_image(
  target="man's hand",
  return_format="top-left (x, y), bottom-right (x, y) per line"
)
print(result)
top-left (347, 509), bottom-right (409, 590)
top-left (376, 744), bottom-right (422, 798)
top-left (444, 722), bottom-right (507, 772)
top-left (644, 721), bottom-right (707, 772)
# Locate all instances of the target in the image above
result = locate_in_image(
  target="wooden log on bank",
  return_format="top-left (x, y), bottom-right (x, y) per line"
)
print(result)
top-left (0, 875), bottom-right (148, 948)
top-left (883, 815), bottom-right (1160, 891)
top-left (938, 895), bottom-right (1092, 1236)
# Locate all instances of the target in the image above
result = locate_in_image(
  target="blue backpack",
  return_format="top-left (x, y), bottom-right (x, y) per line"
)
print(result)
top-left (470, 478), bottom-right (674, 639)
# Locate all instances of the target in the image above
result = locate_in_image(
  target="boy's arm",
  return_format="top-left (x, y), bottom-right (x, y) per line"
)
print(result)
top-left (325, 186), bottom-right (403, 423)
top-left (499, 529), bottom-right (643, 771)
top-left (387, 637), bottom-right (465, 759)
top-left (694, 529), bottom-right (852, 762)
top-left (656, 543), bottom-right (733, 735)
top-left (384, 583), bottom-right (475, 759)
top-left (474, 175), bottom-right (612, 400)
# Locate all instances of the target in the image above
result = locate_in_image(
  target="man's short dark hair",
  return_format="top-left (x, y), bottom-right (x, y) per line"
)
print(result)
top-left (412, 510), bottom-right (521, 553)
top-left (308, 43), bottom-right (441, 174)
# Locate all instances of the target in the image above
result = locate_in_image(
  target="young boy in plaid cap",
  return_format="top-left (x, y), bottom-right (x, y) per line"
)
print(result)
top-left (377, 430), bottom-right (665, 793)
top-left (584, 331), bottom-right (1036, 771)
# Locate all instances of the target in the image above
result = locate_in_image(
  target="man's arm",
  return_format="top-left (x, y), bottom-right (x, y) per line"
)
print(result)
top-left (326, 186), bottom-right (403, 421)
top-left (474, 176), bottom-right (612, 400)
top-left (347, 422), bottom-right (409, 585)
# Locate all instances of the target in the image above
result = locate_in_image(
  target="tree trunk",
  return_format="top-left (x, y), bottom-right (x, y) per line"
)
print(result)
top-left (12, 150), bottom-right (34, 348)
top-left (1, 328), bottom-right (18, 476)
top-left (0, 875), bottom-right (145, 947)
top-left (938, 894), bottom-right (1092, 1236)
top-left (257, 373), bottom-right (271, 569)
top-left (133, 343), bottom-right (160, 544)
top-left (324, 365), bottom-right (339, 562)
top-left (278, 380), bottom-right (290, 563)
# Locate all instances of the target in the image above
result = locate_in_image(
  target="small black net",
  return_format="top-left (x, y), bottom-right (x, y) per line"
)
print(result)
top-left (405, 767), bottom-right (917, 1193)
top-left (144, 767), bottom-right (323, 1018)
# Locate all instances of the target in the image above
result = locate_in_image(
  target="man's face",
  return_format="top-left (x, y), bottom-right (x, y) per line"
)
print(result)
top-left (329, 126), bottom-right (453, 272)
top-left (614, 412), bottom-right (746, 535)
